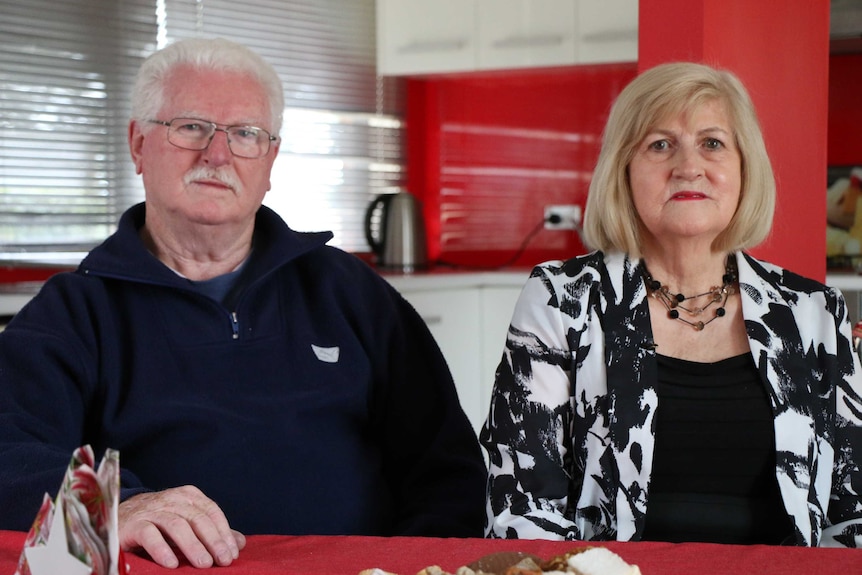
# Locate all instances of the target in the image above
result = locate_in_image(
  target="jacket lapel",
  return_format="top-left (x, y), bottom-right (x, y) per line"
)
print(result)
top-left (599, 252), bottom-right (658, 540)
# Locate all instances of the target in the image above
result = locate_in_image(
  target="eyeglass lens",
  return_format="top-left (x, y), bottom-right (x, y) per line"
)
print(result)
top-left (167, 118), bottom-right (272, 158)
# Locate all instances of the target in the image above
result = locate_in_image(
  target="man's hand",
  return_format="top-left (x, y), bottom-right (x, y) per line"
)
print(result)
top-left (118, 486), bottom-right (246, 569)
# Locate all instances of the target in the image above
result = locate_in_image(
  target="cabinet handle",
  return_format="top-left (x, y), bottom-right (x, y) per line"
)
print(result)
top-left (398, 39), bottom-right (468, 54)
top-left (492, 34), bottom-right (565, 49)
top-left (581, 29), bottom-right (637, 43)
top-left (421, 315), bottom-right (443, 325)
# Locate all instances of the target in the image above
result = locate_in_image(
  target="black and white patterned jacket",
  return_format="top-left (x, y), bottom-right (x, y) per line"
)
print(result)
top-left (482, 250), bottom-right (862, 547)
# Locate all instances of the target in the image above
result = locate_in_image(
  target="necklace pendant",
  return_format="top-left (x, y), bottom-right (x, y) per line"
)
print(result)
top-left (641, 255), bottom-right (737, 332)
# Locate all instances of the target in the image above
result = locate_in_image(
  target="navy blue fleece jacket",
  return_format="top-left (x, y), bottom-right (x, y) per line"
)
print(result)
top-left (0, 203), bottom-right (486, 536)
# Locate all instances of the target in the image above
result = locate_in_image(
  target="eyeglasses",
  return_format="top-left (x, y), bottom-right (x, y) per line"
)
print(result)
top-left (148, 117), bottom-right (277, 159)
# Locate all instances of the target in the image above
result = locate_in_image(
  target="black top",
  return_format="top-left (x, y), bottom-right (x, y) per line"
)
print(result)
top-left (642, 353), bottom-right (793, 544)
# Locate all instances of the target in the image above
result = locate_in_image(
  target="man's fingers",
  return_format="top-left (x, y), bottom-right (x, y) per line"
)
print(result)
top-left (162, 511), bottom-right (218, 568)
top-left (231, 529), bottom-right (247, 551)
top-left (185, 509), bottom-right (239, 566)
top-left (195, 490), bottom-right (241, 563)
top-left (122, 518), bottom-right (181, 569)
top-left (118, 486), bottom-right (242, 568)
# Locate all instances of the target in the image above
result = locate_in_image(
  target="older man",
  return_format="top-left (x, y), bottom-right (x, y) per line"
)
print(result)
top-left (0, 38), bottom-right (486, 568)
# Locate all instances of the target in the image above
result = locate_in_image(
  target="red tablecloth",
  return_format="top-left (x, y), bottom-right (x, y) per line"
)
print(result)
top-left (1, 530), bottom-right (860, 574)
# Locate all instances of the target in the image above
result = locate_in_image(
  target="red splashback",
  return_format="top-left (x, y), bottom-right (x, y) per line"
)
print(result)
top-left (829, 53), bottom-right (862, 167)
top-left (405, 55), bottom-right (851, 271)
top-left (406, 64), bottom-right (637, 269)
top-left (0, 267), bottom-right (67, 283)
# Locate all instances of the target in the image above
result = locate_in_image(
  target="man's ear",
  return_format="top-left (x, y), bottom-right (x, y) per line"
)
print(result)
top-left (266, 139), bottom-right (280, 192)
top-left (128, 120), bottom-right (145, 175)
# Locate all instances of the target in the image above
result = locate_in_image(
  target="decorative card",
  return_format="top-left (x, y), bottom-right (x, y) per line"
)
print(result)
top-left (14, 445), bottom-right (128, 575)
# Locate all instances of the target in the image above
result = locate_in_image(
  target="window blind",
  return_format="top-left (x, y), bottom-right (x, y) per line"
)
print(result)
top-left (0, 0), bottom-right (155, 262)
top-left (0, 0), bottom-right (404, 263)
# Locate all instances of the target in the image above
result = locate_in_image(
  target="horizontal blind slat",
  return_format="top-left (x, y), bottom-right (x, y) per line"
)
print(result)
top-left (0, 0), bottom-right (405, 254)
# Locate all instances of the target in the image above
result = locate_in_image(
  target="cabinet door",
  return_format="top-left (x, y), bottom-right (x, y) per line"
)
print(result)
top-left (399, 288), bottom-right (485, 434)
top-left (480, 286), bottom-right (523, 422)
top-left (377, 0), bottom-right (478, 75)
top-left (576, 0), bottom-right (638, 64)
top-left (477, 0), bottom-right (577, 70)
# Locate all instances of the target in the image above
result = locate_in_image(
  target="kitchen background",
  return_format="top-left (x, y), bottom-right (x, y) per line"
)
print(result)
top-left (1, 1), bottom-right (859, 281)
top-left (0, 0), bottom-right (860, 432)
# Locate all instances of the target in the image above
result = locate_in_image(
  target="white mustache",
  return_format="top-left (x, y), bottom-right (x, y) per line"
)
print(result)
top-left (184, 167), bottom-right (242, 193)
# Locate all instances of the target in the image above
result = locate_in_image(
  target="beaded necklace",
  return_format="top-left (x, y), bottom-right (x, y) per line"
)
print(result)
top-left (641, 257), bottom-right (738, 331)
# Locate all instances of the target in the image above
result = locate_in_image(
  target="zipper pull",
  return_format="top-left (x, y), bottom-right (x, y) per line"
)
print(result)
top-left (230, 311), bottom-right (240, 340)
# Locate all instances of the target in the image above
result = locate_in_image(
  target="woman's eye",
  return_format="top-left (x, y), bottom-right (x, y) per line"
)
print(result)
top-left (647, 139), bottom-right (670, 152)
top-left (703, 137), bottom-right (724, 150)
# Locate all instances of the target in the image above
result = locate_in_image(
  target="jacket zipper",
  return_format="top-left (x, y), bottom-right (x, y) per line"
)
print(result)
top-left (86, 266), bottom-right (250, 341)
top-left (230, 311), bottom-right (240, 340)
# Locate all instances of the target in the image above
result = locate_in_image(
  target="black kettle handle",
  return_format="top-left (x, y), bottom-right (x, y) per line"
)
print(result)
top-left (364, 193), bottom-right (393, 255)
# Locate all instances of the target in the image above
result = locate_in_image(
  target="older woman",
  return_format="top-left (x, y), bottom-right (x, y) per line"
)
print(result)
top-left (482, 62), bottom-right (862, 547)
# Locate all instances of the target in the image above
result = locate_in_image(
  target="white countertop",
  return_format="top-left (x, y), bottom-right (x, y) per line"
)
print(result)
top-left (0, 270), bottom-right (533, 317)
top-left (380, 268), bottom-right (531, 291)
top-left (826, 273), bottom-right (862, 292)
top-left (2, 270), bottom-right (857, 318)
top-left (385, 271), bottom-right (862, 293)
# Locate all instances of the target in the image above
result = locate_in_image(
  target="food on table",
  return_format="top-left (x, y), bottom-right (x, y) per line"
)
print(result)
top-left (467, 551), bottom-right (543, 573)
top-left (359, 546), bottom-right (642, 575)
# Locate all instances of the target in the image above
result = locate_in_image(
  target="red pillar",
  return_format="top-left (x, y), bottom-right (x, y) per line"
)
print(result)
top-left (639, 0), bottom-right (830, 280)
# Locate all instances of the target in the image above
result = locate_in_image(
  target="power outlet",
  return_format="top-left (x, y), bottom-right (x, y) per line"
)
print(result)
top-left (544, 204), bottom-right (582, 230)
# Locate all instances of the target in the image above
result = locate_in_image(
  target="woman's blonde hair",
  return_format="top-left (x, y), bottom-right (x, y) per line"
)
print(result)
top-left (582, 61), bottom-right (775, 255)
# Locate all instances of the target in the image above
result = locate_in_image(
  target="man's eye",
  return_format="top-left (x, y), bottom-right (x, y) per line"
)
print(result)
top-left (232, 127), bottom-right (260, 140)
top-left (176, 122), bottom-right (205, 133)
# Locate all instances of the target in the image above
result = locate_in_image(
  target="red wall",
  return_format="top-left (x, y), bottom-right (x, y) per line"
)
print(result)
top-left (407, 64), bottom-right (637, 268)
top-left (639, 0), bottom-right (829, 280)
top-left (406, 1), bottom-right (839, 279)
top-left (829, 54), bottom-right (862, 167)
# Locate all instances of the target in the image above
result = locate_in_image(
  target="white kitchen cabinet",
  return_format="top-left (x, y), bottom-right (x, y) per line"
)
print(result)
top-left (479, 286), bottom-right (523, 409)
top-left (476, 0), bottom-right (577, 70)
top-left (376, 0), bottom-right (637, 76)
top-left (576, 0), bottom-right (639, 64)
top-left (397, 287), bottom-right (485, 433)
top-left (386, 272), bottom-right (528, 436)
top-left (376, 0), bottom-right (477, 76)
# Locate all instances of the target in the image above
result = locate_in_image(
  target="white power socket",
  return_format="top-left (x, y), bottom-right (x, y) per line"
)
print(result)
top-left (544, 204), bottom-right (582, 230)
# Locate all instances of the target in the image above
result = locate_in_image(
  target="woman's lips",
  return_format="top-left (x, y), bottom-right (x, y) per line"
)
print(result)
top-left (671, 191), bottom-right (706, 200)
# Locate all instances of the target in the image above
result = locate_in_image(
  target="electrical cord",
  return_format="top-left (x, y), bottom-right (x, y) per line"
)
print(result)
top-left (495, 217), bottom-right (552, 268)
top-left (436, 213), bottom-right (564, 270)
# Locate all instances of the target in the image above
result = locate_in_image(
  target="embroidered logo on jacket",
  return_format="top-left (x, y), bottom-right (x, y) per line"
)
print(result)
top-left (311, 344), bottom-right (340, 363)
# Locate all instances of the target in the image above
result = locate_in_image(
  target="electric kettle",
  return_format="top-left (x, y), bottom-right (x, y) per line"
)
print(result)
top-left (364, 191), bottom-right (427, 271)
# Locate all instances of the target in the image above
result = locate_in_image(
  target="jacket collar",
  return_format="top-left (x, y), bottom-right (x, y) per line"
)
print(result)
top-left (78, 202), bottom-right (333, 285)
